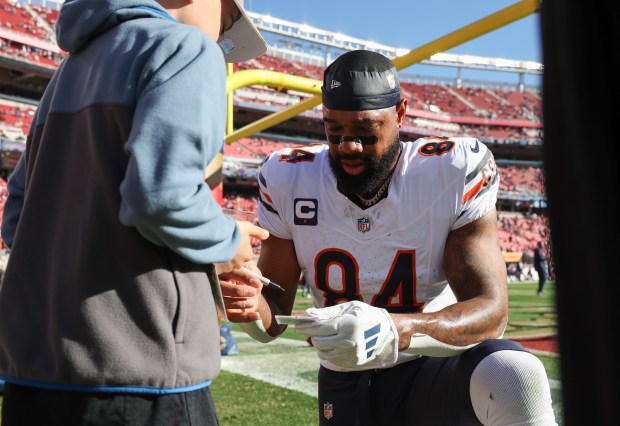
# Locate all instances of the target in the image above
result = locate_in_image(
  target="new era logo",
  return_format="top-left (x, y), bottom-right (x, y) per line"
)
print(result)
top-left (330, 80), bottom-right (341, 89)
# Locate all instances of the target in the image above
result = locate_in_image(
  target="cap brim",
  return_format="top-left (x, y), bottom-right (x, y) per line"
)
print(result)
top-left (217, 0), bottom-right (267, 63)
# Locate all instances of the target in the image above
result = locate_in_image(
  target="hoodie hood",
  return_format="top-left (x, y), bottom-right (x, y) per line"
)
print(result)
top-left (56, 0), bottom-right (170, 53)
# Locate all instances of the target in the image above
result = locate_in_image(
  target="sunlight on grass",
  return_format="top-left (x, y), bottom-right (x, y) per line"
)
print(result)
top-left (212, 371), bottom-right (318, 426)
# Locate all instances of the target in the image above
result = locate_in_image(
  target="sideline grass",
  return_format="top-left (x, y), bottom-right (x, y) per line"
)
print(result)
top-left (211, 370), bottom-right (318, 426)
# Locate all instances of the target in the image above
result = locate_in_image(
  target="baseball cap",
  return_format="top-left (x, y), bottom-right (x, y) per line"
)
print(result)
top-left (322, 50), bottom-right (401, 111)
top-left (217, 0), bottom-right (268, 63)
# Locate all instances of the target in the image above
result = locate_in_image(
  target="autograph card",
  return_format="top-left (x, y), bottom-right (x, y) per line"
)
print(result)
top-left (274, 315), bottom-right (315, 325)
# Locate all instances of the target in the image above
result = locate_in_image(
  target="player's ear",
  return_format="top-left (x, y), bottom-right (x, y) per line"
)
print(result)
top-left (396, 98), bottom-right (408, 125)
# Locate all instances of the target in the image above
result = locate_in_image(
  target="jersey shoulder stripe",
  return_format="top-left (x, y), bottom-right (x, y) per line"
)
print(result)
top-left (461, 141), bottom-right (498, 206)
top-left (406, 136), bottom-right (498, 217)
top-left (258, 144), bottom-right (327, 215)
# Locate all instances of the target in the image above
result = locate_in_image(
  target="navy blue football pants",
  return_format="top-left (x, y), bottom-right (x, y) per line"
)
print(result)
top-left (318, 339), bottom-right (527, 426)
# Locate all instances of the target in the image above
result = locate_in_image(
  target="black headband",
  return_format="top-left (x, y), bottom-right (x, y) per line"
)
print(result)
top-left (322, 50), bottom-right (401, 111)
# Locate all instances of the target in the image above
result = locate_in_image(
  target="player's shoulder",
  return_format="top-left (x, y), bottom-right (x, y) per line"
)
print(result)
top-left (404, 136), bottom-right (491, 172)
top-left (259, 143), bottom-right (328, 188)
top-left (262, 143), bottom-right (327, 171)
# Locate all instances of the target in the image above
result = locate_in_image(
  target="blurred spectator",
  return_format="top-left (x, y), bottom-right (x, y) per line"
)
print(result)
top-left (534, 241), bottom-right (549, 296)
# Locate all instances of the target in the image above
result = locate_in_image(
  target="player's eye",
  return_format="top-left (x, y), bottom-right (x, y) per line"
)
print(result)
top-left (357, 135), bottom-right (378, 145)
top-left (327, 135), bottom-right (341, 144)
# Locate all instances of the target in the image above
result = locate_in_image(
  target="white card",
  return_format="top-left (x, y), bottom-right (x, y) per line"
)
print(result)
top-left (274, 315), bottom-right (315, 325)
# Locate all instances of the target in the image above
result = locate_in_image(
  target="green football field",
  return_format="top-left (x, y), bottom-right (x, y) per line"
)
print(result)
top-left (0, 281), bottom-right (562, 426)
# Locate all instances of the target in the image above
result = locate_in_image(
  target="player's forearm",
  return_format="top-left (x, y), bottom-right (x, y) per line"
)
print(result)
top-left (417, 207), bottom-right (508, 350)
top-left (392, 296), bottom-right (507, 351)
top-left (255, 235), bottom-right (301, 336)
top-left (256, 293), bottom-right (286, 336)
top-left (238, 294), bottom-right (284, 343)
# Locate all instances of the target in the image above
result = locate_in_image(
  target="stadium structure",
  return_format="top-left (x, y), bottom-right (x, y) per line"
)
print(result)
top-left (0, 0), bottom-right (548, 279)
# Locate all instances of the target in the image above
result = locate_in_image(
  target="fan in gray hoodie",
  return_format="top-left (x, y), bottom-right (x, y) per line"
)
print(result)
top-left (0, 0), bottom-right (268, 424)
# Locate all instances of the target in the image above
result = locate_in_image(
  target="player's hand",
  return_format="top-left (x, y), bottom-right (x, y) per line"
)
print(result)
top-left (215, 221), bottom-right (269, 274)
top-left (219, 262), bottom-right (264, 322)
top-left (294, 301), bottom-right (399, 368)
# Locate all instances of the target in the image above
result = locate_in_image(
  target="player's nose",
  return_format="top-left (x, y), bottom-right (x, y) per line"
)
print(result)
top-left (338, 137), bottom-right (363, 153)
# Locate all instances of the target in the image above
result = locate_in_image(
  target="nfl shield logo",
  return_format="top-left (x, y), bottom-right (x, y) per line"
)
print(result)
top-left (357, 217), bottom-right (370, 233)
top-left (387, 72), bottom-right (396, 89)
top-left (324, 402), bottom-right (334, 420)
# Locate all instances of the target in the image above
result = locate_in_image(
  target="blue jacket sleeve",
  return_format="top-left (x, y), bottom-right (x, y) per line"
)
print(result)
top-left (118, 30), bottom-right (239, 265)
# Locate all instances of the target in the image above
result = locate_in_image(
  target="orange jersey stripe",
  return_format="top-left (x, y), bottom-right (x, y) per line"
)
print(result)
top-left (260, 188), bottom-right (273, 203)
top-left (462, 178), bottom-right (485, 205)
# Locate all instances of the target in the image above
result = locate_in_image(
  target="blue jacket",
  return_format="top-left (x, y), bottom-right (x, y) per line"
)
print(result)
top-left (0, 0), bottom-right (238, 394)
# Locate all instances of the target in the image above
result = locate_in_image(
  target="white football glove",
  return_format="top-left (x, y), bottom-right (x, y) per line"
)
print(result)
top-left (294, 301), bottom-right (399, 369)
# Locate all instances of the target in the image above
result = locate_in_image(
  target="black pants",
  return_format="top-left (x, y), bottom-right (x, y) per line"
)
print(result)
top-left (536, 265), bottom-right (547, 293)
top-left (317, 339), bottom-right (527, 426)
top-left (1, 382), bottom-right (219, 426)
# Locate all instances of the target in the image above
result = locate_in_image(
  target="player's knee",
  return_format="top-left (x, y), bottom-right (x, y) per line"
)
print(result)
top-left (469, 350), bottom-right (557, 426)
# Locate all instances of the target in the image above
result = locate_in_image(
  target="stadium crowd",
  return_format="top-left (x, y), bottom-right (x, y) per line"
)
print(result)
top-left (2, 0), bottom-right (543, 146)
top-left (0, 0), bottom-right (51, 40)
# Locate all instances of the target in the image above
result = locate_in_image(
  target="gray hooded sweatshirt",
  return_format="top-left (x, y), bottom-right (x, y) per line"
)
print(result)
top-left (0, 0), bottom-right (239, 393)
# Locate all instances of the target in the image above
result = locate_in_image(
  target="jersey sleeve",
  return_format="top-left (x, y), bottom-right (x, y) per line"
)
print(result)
top-left (256, 151), bottom-right (294, 240)
top-left (452, 138), bottom-right (499, 229)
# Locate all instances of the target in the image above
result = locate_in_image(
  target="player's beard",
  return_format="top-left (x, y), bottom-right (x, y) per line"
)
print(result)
top-left (329, 134), bottom-right (401, 200)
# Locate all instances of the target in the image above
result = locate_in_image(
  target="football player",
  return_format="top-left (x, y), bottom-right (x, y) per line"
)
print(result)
top-left (220, 50), bottom-right (557, 426)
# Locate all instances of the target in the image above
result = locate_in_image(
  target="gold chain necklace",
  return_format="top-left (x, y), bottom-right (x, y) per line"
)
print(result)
top-left (355, 171), bottom-right (394, 207)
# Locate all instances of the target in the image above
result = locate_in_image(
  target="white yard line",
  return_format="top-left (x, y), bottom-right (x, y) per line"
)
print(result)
top-left (221, 331), bottom-right (562, 397)
top-left (220, 331), bottom-right (320, 397)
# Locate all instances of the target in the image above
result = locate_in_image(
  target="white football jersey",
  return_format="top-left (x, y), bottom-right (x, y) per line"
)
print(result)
top-left (258, 137), bottom-right (499, 370)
